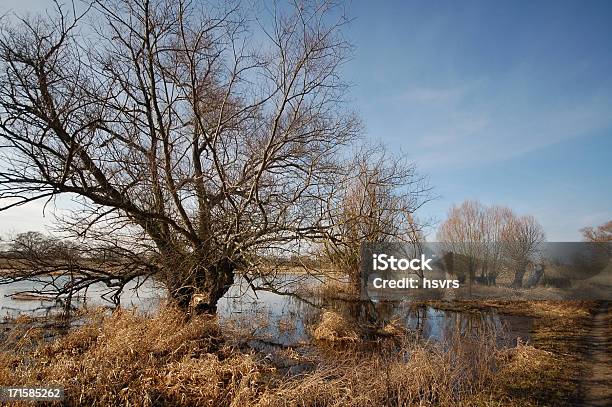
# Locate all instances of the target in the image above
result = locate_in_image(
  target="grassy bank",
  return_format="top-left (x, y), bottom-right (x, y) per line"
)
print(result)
top-left (426, 300), bottom-right (599, 405)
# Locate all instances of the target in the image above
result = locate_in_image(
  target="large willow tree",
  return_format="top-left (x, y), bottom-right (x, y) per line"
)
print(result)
top-left (0, 0), bottom-right (359, 310)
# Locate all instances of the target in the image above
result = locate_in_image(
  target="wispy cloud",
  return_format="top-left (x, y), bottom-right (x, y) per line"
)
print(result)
top-left (396, 86), bottom-right (467, 104)
top-left (413, 97), bottom-right (612, 170)
top-left (365, 74), bottom-right (612, 171)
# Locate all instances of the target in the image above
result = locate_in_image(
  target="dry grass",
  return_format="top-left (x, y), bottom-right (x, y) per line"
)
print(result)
top-left (425, 299), bottom-right (594, 319)
top-left (500, 339), bottom-right (553, 372)
top-left (492, 339), bottom-right (579, 406)
top-left (413, 300), bottom-right (598, 405)
top-left (298, 278), bottom-right (357, 300)
top-left (0, 302), bottom-right (588, 406)
top-left (380, 318), bottom-right (408, 337)
top-left (252, 329), bottom-right (501, 407)
top-left (312, 311), bottom-right (360, 342)
top-left (0, 306), bottom-right (253, 406)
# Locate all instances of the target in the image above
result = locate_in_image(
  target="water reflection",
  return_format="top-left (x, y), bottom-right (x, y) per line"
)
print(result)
top-left (0, 276), bottom-right (164, 319)
top-left (1, 275), bottom-right (532, 347)
top-left (217, 277), bottom-right (532, 347)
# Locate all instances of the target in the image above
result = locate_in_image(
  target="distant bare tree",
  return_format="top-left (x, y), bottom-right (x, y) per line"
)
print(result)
top-left (480, 205), bottom-right (514, 284)
top-left (437, 201), bottom-right (484, 285)
top-left (0, 0), bottom-right (359, 311)
top-left (437, 201), bottom-right (513, 286)
top-left (321, 145), bottom-right (431, 291)
top-left (573, 220), bottom-right (612, 279)
top-left (581, 220), bottom-right (612, 243)
top-left (10, 231), bottom-right (53, 256)
top-left (502, 215), bottom-right (545, 288)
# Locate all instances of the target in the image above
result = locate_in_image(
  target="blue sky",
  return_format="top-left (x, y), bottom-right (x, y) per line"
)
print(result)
top-left (0, 0), bottom-right (610, 240)
top-left (342, 0), bottom-right (612, 240)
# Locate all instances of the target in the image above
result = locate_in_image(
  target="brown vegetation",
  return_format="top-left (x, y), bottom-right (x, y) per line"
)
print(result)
top-left (425, 300), bottom-right (598, 405)
top-left (0, 303), bottom-right (575, 407)
top-left (319, 145), bottom-right (430, 291)
top-left (312, 311), bottom-right (359, 342)
top-left (581, 220), bottom-right (612, 243)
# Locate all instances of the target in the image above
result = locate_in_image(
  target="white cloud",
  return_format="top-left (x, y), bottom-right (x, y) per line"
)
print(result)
top-left (0, 200), bottom-right (55, 236)
top-left (413, 99), bottom-right (612, 170)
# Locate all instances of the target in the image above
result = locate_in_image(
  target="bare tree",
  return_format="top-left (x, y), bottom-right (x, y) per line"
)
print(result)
top-left (502, 215), bottom-right (545, 288)
top-left (437, 201), bottom-right (492, 285)
top-left (320, 145), bottom-right (431, 291)
top-left (479, 205), bottom-right (514, 285)
top-left (10, 231), bottom-right (54, 256)
top-left (437, 201), bottom-right (481, 288)
top-left (0, 0), bottom-right (359, 311)
top-left (581, 220), bottom-right (612, 243)
top-left (437, 201), bottom-right (524, 286)
top-left (574, 220), bottom-right (612, 279)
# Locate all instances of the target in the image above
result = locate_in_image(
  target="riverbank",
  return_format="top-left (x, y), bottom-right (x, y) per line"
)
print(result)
top-left (425, 299), bottom-right (606, 405)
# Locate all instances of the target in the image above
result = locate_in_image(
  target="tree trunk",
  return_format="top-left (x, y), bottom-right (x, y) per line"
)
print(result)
top-left (349, 265), bottom-right (363, 297)
top-left (511, 263), bottom-right (528, 288)
top-left (166, 258), bottom-right (235, 314)
top-left (525, 264), bottom-right (544, 288)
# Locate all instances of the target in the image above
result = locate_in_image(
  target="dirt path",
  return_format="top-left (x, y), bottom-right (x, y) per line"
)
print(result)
top-left (581, 302), bottom-right (612, 406)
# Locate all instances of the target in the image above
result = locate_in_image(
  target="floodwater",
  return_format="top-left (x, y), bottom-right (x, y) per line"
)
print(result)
top-left (0, 274), bottom-right (533, 347)
top-left (0, 276), bottom-right (164, 317)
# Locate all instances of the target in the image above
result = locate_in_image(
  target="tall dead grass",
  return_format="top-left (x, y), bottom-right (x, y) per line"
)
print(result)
top-left (257, 334), bottom-right (500, 407)
top-left (0, 307), bottom-right (258, 406)
top-left (0, 305), bottom-right (533, 406)
top-left (312, 311), bottom-right (360, 342)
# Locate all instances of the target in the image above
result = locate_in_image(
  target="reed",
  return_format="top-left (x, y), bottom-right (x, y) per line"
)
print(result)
top-left (0, 304), bottom-right (564, 406)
